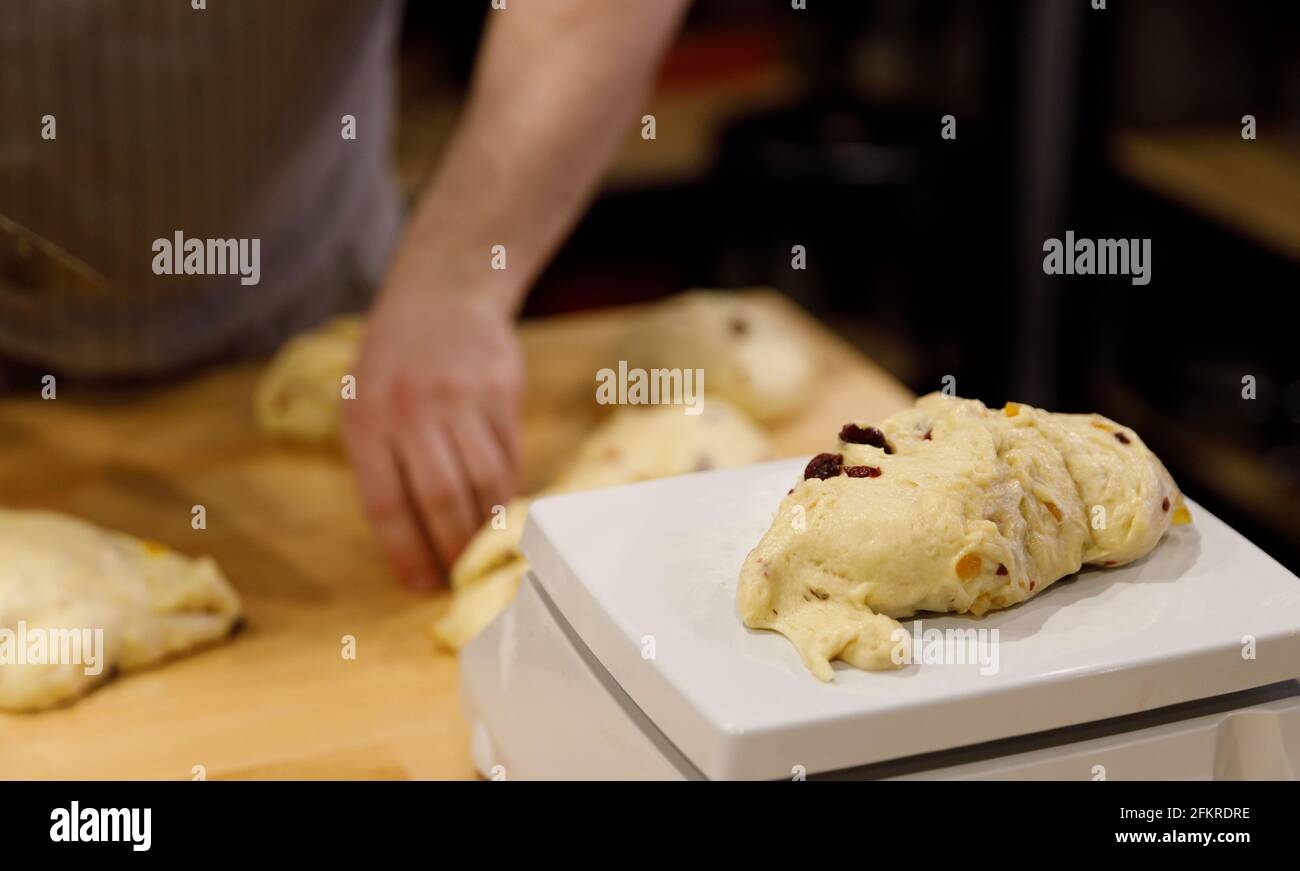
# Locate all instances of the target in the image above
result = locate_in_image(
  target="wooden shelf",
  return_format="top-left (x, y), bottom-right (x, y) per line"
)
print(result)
top-left (395, 68), bottom-right (801, 198)
top-left (1112, 128), bottom-right (1300, 263)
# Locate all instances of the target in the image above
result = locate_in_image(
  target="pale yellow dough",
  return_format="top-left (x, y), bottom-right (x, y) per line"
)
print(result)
top-left (433, 399), bottom-right (769, 648)
top-left (254, 315), bottom-right (363, 442)
top-left (256, 291), bottom-right (818, 441)
top-left (252, 312), bottom-right (773, 648)
top-left (0, 509), bottom-right (243, 711)
top-left (619, 290), bottom-right (815, 423)
top-left (433, 561), bottom-right (529, 651)
top-left (737, 394), bottom-right (1185, 680)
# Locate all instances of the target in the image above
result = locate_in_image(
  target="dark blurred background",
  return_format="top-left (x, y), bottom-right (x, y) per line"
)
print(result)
top-left (398, 0), bottom-right (1299, 574)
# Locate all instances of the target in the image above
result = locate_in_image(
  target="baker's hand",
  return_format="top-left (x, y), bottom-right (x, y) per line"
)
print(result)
top-left (343, 285), bottom-right (524, 591)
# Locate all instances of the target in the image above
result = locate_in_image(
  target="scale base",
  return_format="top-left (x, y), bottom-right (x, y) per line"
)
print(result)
top-left (461, 573), bottom-right (1300, 780)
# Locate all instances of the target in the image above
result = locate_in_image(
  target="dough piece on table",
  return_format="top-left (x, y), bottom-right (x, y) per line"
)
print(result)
top-left (449, 497), bottom-right (532, 590)
top-left (254, 315), bottom-right (364, 442)
top-left (0, 509), bottom-right (243, 711)
top-left (434, 399), bottom-right (770, 649)
top-left (551, 398), bottom-right (770, 492)
top-left (619, 290), bottom-right (816, 423)
top-left (431, 560), bottom-right (528, 650)
top-left (737, 393), bottom-right (1184, 681)
top-left (255, 289), bottom-right (814, 441)
top-left (450, 398), bottom-right (770, 594)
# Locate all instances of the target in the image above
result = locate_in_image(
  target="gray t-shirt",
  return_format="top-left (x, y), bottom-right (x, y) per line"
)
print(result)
top-left (0, 0), bottom-right (404, 376)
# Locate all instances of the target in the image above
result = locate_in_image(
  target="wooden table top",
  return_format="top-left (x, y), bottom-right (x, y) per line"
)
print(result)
top-left (0, 290), bottom-right (912, 779)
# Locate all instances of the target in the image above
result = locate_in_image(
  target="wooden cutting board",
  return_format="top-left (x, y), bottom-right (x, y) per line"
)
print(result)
top-left (0, 291), bottom-right (912, 779)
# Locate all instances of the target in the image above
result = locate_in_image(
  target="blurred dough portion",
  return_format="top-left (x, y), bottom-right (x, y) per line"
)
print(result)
top-left (737, 394), bottom-right (1184, 681)
top-left (449, 497), bottom-right (531, 589)
top-left (254, 315), bottom-right (363, 442)
top-left (0, 509), bottom-right (243, 712)
top-left (433, 399), bottom-right (769, 648)
top-left (551, 394), bottom-right (769, 491)
top-left (620, 290), bottom-right (815, 423)
top-left (433, 561), bottom-right (529, 651)
top-left (252, 307), bottom-right (776, 648)
top-left (255, 290), bottom-right (817, 442)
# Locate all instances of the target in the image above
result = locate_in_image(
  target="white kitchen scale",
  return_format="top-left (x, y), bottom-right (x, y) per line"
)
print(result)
top-left (460, 459), bottom-right (1300, 780)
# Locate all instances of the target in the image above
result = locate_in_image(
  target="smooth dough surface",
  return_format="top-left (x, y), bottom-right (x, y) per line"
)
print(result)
top-left (0, 509), bottom-right (243, 711)
top-left (619, 289), bottom-right (815, 423)
top-left (737, 394), bottom-right (1185, 680)
top-left (433, 399), bottom-right (769, 648)
top-left (254, 315), bottom-right (363, 442)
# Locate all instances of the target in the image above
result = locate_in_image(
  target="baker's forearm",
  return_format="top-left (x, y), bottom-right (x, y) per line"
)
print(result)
top-left (394, 0), bottom-right (692, 313)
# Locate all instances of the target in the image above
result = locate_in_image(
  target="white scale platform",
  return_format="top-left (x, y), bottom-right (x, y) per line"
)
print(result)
top-left (460, 459), bottom-right (1300, 780)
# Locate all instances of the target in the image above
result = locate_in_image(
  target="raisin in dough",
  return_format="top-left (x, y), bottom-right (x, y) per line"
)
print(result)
top-left (619, 290), bottom-right (815, 423)
top-left (433, 399), bottom-right (770, 648)
top-left (254, 315), bottom-right (363, 442)
top-left (0, 509), bottom-right (243, 711)
top-left (737, 394), bottom-right (1188, 680)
